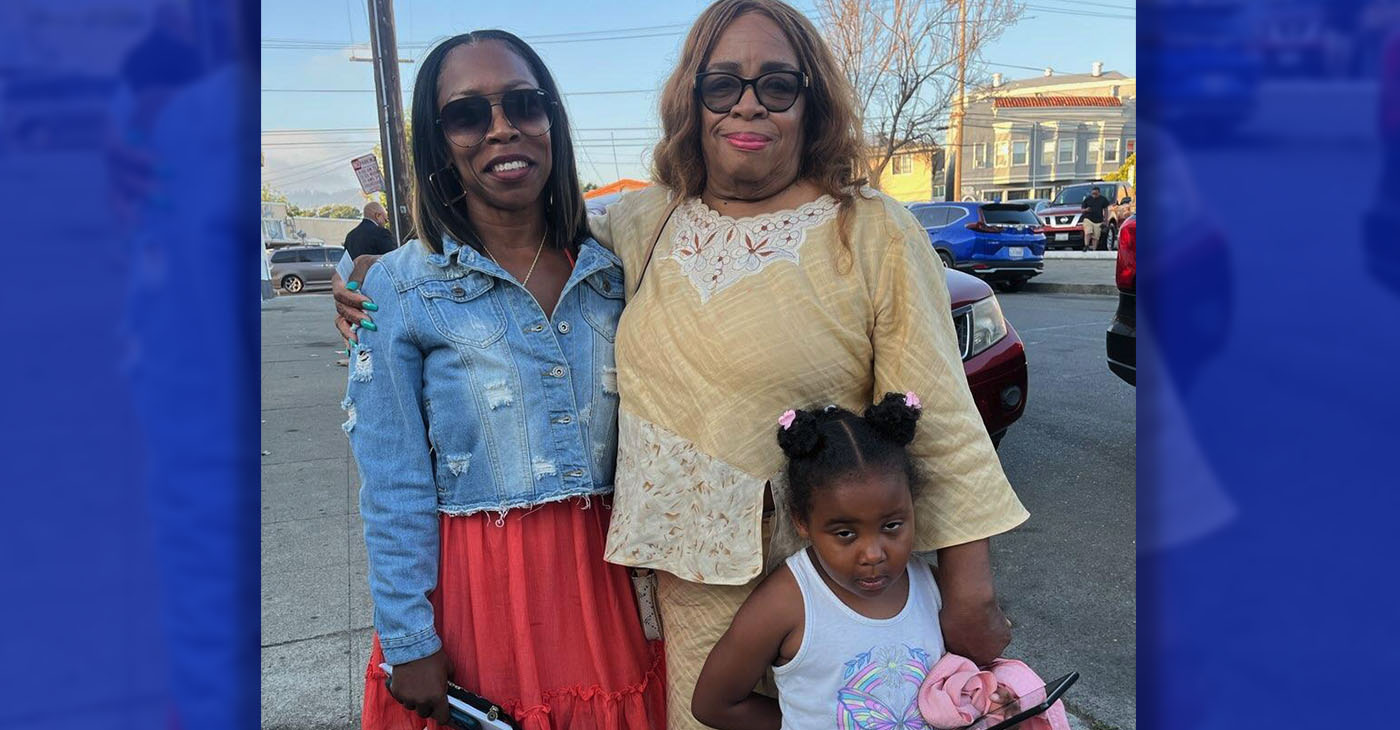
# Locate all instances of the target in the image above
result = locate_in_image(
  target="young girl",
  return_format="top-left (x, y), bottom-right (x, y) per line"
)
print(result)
top-left (691, 392), bottom-right (944, 730)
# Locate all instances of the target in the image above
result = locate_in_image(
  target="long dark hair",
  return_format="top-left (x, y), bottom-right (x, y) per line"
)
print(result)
top-left (409, 30), bottom-right (589, 254)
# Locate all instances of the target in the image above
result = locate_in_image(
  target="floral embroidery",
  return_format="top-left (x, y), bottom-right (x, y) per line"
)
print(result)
top-left (668, 195), bottom-right (839, 303)
top-left (604, 410), bottom-right (769, 584)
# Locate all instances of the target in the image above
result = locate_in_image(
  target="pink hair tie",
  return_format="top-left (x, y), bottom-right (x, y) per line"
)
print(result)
top-left (778, 410), bottom-right (797, 430)
top-left (904, 391), bottom-right (922, 410)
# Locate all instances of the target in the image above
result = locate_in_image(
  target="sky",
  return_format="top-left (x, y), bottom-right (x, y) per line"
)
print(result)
top-left (260, 0), bottom-right (1135, 203)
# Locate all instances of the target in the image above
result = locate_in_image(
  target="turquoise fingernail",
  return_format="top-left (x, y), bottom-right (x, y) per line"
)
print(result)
top-left (363, 302), bottom-right (379, 312)
top-left (360, 320), bottom-right (378, 331)
top-left (346, 281), bottom-right (360, 291)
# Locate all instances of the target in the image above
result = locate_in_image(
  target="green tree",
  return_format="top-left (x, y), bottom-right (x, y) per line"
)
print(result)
top-left (582, 182), bottom-right (599, 193)
top-left (1104, 153), bottom-right (1136, 182)
top-left (312, 204), bottom-right (363, 219)
top-left (261, 184), bottom-right (288, 203)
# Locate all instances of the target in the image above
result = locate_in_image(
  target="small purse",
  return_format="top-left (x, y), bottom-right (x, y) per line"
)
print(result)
top-left (629, 568), bottom-right (663, 641)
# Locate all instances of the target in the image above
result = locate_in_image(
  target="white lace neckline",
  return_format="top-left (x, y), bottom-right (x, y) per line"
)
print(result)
top-left (666, 194), bottom-right (840, 304)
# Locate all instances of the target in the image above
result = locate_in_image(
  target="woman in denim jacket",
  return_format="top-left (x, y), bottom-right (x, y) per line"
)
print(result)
top-left (342, 31), bottom-right (664, 729)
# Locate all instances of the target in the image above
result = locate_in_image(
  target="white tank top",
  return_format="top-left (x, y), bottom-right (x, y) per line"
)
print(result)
top-left (773, 548), bottom-right (946, 730)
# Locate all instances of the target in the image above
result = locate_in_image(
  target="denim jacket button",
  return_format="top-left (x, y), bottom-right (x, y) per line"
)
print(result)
top-left (566, 469), bottom-right (584, 478)
top-left (550, 366), bottom-right (566, 378)
top-left (558, 415), bottom-right (573, 425)
top-left (557, 321), bottom-right (571, 334)
top-left (451, 286), bottom-right (465, 297)
top-left (602, 280), bottom-right (612, 293)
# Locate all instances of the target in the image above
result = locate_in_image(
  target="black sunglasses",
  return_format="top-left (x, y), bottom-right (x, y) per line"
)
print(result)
top-left (694, 70), bottom-right (809, 114)
top-left (436, 88), bottom-right (556, 148)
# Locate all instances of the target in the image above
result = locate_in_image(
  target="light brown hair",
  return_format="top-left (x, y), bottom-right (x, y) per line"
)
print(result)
top-left (651, 0), bottom-right (866, 249)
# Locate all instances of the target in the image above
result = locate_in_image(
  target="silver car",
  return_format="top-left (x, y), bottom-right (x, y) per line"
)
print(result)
top-left (268, 246), bottom-right (344, 293)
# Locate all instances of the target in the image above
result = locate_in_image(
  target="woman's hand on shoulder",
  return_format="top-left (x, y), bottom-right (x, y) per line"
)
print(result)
top-left (333, 255), bottom-right (381, 344)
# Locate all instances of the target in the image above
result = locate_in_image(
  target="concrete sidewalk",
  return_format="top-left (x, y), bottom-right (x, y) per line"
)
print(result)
top-left (1022, 258), bottom-right (1117, 296)
top-left (262, 293), bottom-right (372, 730)
top-left (261, 293), bottom-right (1102, 730)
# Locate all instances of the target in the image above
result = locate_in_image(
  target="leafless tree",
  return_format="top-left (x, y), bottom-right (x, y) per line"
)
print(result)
top-left (816, 0), bottom-right (1024, 191)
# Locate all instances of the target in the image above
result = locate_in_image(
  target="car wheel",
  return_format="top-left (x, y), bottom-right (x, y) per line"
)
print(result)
top-left (997, 279), bottom-right (1028, 293)
top-left (1104, 223), bottom-right (1119, 251)
top-left (937, 250), bottom-right (955, 269)
top-left (281, 275), bottom-right (304, 293)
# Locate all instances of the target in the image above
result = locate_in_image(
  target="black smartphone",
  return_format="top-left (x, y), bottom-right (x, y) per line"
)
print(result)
top-left (955, 671), bottom-right (1079, 730)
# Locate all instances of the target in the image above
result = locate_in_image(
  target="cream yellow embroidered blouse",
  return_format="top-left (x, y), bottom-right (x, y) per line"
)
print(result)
top-left (589, 185), bottom-right (1028, 585)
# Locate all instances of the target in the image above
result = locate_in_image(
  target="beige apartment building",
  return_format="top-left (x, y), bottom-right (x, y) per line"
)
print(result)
top-left (950, 63), bottom-right (1136, 202)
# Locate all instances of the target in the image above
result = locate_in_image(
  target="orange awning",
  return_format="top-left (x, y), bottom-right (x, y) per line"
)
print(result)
top-left (584, 178), bottom-right (651, 199)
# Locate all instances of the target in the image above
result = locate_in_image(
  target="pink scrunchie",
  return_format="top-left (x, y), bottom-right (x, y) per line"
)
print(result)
top-left (916, 654), bottom-right (998, 728)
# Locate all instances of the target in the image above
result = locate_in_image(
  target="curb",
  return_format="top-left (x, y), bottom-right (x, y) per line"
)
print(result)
top-left (1044, 251), bottom-right (1117, 260)
top-left (1023, 281), bottom-right (1117, 296)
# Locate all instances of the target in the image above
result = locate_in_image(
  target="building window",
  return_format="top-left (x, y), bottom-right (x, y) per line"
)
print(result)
top-left (1011, 140), bottom-right (1028, 166)
top-left (995, 141), bottom-right (1009, 168)
top-left (973, 143), bottom-right (987, 169)
top-left (1087, 139), bottom-right (1100, 163)
top-left (1104, 138), bottom-right (1121, 163)
top-left (1006, 189), bottom-right (1029, 200)
top-left (983, 190), bottom-right (1003, 202)
top-left (263, 220), bottom-right (286, 241)
top-left (932, 184), bottom-right (946, 199)
top-left (1041, 140), bottom-right (1054, 166)
top-left (891, 154), bottom-right (913, 175)
top-left (1035, 187), bottom-right (1053, 199)
top-left (1059, 139), bottom-right (1075, 164)
top-left (1125, 138), bottom-right (1135, 156)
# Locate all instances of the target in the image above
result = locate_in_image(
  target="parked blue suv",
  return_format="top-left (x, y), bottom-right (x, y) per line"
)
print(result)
top-left (908, 202), bottom-right (1046, 292)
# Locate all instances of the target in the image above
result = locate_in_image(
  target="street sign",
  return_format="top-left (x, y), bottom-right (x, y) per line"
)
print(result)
top-left (351, 153), bottom-right (384, 195)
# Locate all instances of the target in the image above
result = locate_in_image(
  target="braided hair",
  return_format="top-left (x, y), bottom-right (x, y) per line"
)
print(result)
top-left (776, 392), bottom-right (924, 521)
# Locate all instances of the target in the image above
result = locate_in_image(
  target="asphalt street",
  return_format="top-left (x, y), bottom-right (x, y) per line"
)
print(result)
top-left (992, 292), bottom-right (1136, 730)
top-left (261, 286), bottom-right (1132, 730)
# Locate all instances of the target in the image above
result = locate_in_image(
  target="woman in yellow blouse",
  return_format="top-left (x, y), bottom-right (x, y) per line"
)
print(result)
top-left (336, 1), bottom-right (1027, 727)
top-left (589, 3), bottom-right (1026, 726)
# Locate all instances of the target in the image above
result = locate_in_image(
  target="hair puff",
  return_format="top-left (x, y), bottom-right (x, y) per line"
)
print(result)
top-left (863, 392), bottom-right (922, 447)
top-left (776, 409), bottom-right (823, 458)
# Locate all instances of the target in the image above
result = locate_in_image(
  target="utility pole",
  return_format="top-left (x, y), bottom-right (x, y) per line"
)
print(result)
top-left (610, 132), bottom-right (620, 181)
top-left (365, 0), bottom-right (412, 241)
top-left (948, 0), bottom-right (968, 202)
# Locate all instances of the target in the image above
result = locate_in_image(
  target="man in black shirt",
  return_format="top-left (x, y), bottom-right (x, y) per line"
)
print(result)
top-left (1080, 187), bottom-right (1112, 251)
top-left (343, 202), bottom-right (398, 259)
top-left (1075, 186), bottom-right (1108, 252)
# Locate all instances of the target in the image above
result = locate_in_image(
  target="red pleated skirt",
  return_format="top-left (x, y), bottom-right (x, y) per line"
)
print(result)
top-left (362, 498), bottom-right (666, 730)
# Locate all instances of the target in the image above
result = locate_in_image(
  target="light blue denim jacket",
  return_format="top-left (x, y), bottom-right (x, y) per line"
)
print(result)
top-left (342, 235), bottom-right (623, 664)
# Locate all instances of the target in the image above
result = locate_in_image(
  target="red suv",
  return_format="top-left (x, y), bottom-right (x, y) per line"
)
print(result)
top-left (945, 269), bottom-right (1029, 445)
top-left (1038, 181), bottom-right (1134, 250)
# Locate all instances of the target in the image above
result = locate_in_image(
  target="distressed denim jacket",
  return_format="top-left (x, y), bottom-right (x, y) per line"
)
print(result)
top-left (342, 235), bottom-right (623, 664)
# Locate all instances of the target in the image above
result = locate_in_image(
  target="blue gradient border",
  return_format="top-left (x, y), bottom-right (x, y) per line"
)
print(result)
top-left (1140, 1), bottom-right (1400, 728)
top-left (0, 1), bottom-right (258, 728)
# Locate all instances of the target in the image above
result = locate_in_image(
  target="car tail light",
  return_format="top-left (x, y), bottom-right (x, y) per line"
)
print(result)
top-left (966, 221), bottom-right (999, 234)
top-left (1032, 226), bottom-right (1048, 235)
top-left (1116, 219), bottom-right (1136, 290)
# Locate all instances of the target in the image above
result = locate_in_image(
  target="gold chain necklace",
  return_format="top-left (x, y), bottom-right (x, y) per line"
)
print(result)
top-left (481, 229), bottom-right (548, 286)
